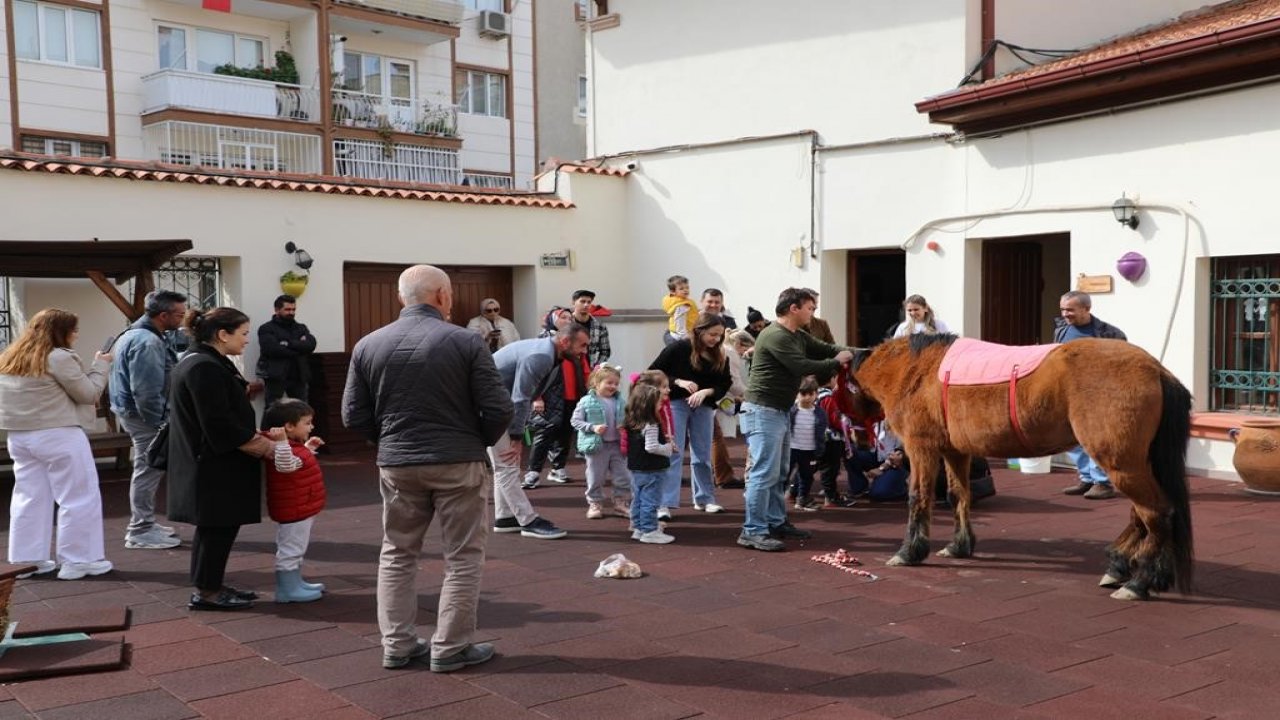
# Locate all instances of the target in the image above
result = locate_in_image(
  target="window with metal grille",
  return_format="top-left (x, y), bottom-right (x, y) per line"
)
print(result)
top-left (21, 135), bottom-right (107, 158)
top-left (155, 257), bottom-right (221, 311)
top-left (1210, 255), bottom-right (1280, 415)
top-left (0, 277), bottom-right (12, 350)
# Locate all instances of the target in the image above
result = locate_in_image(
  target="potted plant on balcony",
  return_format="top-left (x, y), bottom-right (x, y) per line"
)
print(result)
top-left (213, 50), bottom-right (299, 85)
top-left (280, 270), bottom-right (309, 298)
top-left (375, 118), bottom-right (396, 158)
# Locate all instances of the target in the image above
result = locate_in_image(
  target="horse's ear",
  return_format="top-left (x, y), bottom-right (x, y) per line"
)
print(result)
top-left (851, 347), bottom-right (872, 372)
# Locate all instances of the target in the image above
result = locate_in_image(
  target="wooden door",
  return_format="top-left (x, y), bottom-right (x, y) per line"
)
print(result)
top-left (981, 240), bottom-right (1042, 345)
top-left (342, 262), bottom-right (514, 351)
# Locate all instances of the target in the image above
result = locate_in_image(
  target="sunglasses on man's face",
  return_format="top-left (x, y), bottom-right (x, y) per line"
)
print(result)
top-left (484, 307), bottom-right (501, 314)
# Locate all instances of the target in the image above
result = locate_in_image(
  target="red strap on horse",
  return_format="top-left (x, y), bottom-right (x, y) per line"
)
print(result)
top-left (945, 367), bottom-right (1032, 452)
top-left (1008, 366), bottom-right (1032, 450)
top-left (942, 370), bottom-right (951, 428)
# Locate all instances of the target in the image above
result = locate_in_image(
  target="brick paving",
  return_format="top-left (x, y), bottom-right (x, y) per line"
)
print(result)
top-left (3, 444), bottom-right (1280, 719)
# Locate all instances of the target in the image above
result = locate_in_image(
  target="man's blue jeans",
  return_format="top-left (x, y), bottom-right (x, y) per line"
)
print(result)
top-left (740, 402), bottom-right (791, 537)
top-left (1067, 445), bottom-right (1110, 484)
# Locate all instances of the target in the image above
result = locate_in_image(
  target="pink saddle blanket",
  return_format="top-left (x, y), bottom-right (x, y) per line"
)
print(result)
top-left (937, 337), bottom-right (1059, 386)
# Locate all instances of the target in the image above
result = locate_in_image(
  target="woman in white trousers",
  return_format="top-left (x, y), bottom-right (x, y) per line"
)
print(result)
top-left (0, 308), bottom-right (114, 580)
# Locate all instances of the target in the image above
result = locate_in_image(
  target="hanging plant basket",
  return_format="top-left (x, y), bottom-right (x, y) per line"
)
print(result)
top-left (280, 271), bottom-right (309, 298)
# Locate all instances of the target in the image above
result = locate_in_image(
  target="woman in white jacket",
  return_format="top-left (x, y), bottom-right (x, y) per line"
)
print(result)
top-left (0, 308), bottom-right (114, 580)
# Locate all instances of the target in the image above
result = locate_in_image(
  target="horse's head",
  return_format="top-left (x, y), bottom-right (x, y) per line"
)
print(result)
top-left (845, 346), bottom-right (883, 420)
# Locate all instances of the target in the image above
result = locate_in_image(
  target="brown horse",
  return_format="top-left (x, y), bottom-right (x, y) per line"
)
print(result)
top-left (850, 334), bottom-right (1193, 601)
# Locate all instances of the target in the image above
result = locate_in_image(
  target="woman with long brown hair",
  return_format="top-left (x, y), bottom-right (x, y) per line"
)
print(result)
top-left (0, 308), bottom-right (114, 580)
top-left (648, 313), bottom-right (732, 517)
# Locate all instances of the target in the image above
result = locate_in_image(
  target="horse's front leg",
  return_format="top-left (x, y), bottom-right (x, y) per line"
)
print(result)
top-left (937, 452), bottom-right (974, 559)
top-left (887, 452), bottom-right (938, 566)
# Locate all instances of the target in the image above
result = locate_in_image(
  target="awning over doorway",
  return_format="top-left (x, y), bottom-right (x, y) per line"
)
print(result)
top-left (0, 239), bottom-right (194, 320)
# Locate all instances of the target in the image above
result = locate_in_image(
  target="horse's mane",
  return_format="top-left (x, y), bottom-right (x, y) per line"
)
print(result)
top-left (908, 332), bottom-right (958, 355)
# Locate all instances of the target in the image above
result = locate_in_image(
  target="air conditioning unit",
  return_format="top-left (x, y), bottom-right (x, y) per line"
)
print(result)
top-left (478, 10), bottom-right (510, 38)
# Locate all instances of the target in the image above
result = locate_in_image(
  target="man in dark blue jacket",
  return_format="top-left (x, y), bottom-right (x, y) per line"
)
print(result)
top-left (1055, 291), bottom-right (1127, 500)
top-left (342, 265), bottom-right (513, 674)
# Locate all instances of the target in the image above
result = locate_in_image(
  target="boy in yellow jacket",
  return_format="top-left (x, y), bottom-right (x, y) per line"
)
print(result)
top-left (661, 275), bottom-right (699, 345)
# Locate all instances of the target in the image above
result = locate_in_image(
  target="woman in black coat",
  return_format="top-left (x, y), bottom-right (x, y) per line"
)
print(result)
top-left (168, 307), bottom-right (273, 611)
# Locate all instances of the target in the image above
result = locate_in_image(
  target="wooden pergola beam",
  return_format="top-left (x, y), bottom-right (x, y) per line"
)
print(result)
top-left (87, 270), bottom-right (142, 321)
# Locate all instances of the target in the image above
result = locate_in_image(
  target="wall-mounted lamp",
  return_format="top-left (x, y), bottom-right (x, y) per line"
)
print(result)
top-left (1112, 194), bottom-right (1140, 230)
top-left (284, 241), bottom-right (314, 271)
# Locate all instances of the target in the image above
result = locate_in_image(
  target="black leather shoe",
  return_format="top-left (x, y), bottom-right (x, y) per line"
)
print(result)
top-left (222, 586), bottom-right (259, 601)
top-left (769, 522), bottom-right (812, 540)
top-left (189, 590), bottom-right (254, 611)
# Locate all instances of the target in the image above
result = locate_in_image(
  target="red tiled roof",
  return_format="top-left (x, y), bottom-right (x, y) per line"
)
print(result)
top-left (917, 0), bottom-right (1280, 132)
top-left (559, 163), bottom-right (630, 177)
top-left (0, 154), bottom-right (574, 209)
top-left (533, 161), bottom-right (631, 182)
top-left (943, 0), bottom-right (1280, 96)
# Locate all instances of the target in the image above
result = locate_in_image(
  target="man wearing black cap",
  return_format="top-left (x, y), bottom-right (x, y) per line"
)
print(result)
top-left (570, 289), bottom-right (610, 367)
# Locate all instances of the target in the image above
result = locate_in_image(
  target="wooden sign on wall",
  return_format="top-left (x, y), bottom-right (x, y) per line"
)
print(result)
top-left (1076, 274), bottom-right (1113, 294)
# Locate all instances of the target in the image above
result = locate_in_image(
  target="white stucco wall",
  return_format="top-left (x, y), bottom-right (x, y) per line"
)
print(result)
top-left (587, 0), bottom-right (966, 155)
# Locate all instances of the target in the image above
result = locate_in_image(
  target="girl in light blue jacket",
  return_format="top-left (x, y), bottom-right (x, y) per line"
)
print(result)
top-left (570, 365), bottom-right (631, 519)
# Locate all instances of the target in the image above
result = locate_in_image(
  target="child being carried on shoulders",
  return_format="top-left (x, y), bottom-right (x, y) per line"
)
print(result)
top-left (626, 374), bottom-right (675, 544)
top-left (661, 275), bottom-right (698, 346)
top-left (570, 365), bottom-right (632, 520)
top-left (261, 399), bottom-right (327, 604)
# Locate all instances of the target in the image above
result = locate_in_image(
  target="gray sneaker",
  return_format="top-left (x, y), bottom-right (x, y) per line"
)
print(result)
top-left (430, 642), bottom-right (495, 673)
top-left (737, 533), bottom-right (785, 552)
top-left (520, 517), bottom-right (567, 539)
top-left (125, 528), bottom-right (181, 549)
top-left (383, 637), bottom-right (430, 669)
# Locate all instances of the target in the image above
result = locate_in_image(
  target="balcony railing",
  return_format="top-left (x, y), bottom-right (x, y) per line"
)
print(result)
top-left (463, 172), bottom-right (515, 189)
top-left (333, 0), bottom-right (464, 24)
top-left (333, 138), bottom-right (460, 185)
top-left (331, 89), bottom-right (458, 138)
top-left (144, 120), bottom-right (323, 175)
top-left (142, 69), bottom-right (321, 123)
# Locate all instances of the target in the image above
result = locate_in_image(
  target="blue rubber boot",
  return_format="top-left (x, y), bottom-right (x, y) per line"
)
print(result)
top-left (299, 576), bottom-right (326, 593)
top-left (275, 569), bottom-right (322, 603)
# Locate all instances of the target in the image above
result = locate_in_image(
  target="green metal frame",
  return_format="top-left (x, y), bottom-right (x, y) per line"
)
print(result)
top-left (1209, 266), bottom-right (1280, 414)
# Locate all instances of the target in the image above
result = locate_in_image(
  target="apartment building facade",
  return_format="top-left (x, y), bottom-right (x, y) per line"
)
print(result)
top-left (1, 0), bottom-right (541, 188)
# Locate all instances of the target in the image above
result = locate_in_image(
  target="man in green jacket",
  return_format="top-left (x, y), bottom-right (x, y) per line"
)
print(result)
top-left (738, 288), bottom-right (852, 551)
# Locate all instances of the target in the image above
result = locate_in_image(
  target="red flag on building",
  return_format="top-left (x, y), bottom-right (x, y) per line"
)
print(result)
top-left (202, 0), bottom-right (231, 12)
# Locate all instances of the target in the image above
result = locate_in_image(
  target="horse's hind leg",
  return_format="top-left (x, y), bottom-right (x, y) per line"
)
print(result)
top-left (937, 452), bottom-right (975, 559)
top-left (887, 449), bottom-right (939, 567)
top-left (1100, 508), bottom-right (1140, 589)
top-left (1104, 466), bottom-right (1170, 601)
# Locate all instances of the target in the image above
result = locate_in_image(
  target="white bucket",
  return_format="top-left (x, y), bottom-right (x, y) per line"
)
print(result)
top-left (1019, 456), bottom-right (1052, 474)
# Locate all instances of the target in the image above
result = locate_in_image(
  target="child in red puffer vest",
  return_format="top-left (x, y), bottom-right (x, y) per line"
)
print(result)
top-left (261, 399), bottom-right (326, 604)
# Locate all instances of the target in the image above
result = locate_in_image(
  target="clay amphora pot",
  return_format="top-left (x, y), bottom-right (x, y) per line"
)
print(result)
top-left (1229, 420), bottom-right (1280, 496)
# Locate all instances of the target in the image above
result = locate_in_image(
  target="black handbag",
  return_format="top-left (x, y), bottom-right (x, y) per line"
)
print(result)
top-left (145, 422), bottom-right (170, 470)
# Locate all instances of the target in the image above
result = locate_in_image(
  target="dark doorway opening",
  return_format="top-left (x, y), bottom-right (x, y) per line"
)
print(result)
top-left (846, 251), bottom-right (906, 346)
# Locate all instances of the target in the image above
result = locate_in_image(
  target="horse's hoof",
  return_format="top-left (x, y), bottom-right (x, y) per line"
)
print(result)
top-left (936, 547), bottom-right (955, 558)
top-left (1110, 586), bottom-right (1146, 601)
top-left (1099, 573), bottom-right (1125, 589)
top-left (886, 554), bottom-right (909, 567)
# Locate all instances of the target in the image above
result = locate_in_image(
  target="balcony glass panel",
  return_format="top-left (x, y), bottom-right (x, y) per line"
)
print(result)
top-left (143, 69), bottom-right (320, 122)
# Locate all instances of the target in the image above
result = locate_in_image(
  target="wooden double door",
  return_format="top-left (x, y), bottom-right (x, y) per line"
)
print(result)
top-left (342, 262), bottom-right (514, 351)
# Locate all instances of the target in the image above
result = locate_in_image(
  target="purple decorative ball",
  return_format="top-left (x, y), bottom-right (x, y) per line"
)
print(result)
top-left (1116, 251), bottom-right (1147, 282)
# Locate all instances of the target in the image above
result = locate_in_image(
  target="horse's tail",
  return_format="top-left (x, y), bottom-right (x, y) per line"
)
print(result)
top-left (1152, 370), bottom-right (1194, 593)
